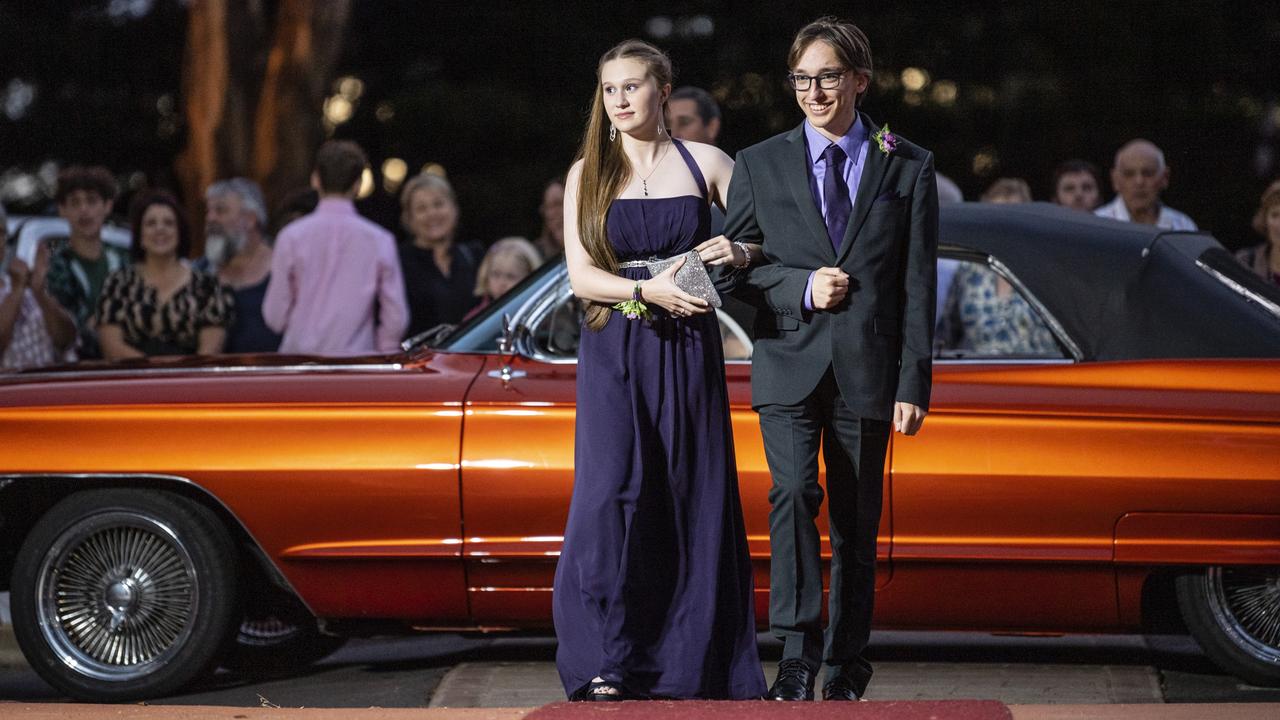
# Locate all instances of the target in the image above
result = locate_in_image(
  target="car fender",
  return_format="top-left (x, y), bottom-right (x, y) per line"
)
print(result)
top-left (0, 472), bottom-right (306, 611)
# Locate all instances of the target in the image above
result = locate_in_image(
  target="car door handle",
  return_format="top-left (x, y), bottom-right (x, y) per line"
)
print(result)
top-left (487, 367), bottom-right (527, 382)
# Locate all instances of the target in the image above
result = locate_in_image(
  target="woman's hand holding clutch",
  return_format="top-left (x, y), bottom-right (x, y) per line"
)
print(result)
top-left (643, 258), bottom-right (712, 318)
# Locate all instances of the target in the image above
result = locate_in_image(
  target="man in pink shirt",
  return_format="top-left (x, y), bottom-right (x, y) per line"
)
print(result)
top-left (263, 141), bottom-right (409, 356)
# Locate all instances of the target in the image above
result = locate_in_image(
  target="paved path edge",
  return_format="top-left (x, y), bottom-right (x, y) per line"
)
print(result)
top-left (0, 623), bottom-right (28, 669)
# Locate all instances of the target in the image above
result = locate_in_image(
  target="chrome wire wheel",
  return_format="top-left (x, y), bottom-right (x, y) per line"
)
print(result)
top-left (1205, 566), bottom-right (1280, 667)
top-left (36, 511), bottom-right (199, 682)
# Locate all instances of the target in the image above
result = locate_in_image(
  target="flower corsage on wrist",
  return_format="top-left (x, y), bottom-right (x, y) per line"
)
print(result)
top-left (613, 280), bottom-right (651, 321)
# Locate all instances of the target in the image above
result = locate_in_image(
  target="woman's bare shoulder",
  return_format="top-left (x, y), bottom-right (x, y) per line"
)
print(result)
top-left (679, 139), bottom-right (732, 165)
top-left (679, 140), bottom-right (733, 186)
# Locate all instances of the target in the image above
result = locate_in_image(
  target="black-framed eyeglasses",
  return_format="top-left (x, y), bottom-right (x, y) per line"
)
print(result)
top-left (787, 70), bottom-right (848, 92)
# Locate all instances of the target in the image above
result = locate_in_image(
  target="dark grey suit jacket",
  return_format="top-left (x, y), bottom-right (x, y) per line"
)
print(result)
top-left (723, 113), bottom-right (938, 420)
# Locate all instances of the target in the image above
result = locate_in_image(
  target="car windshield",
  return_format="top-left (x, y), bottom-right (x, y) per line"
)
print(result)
top-left (428, 257), bottom-right (565, 353)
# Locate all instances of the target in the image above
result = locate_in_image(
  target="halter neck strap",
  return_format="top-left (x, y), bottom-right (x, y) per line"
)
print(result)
top-left (671, 139), bottom-right (708, 199)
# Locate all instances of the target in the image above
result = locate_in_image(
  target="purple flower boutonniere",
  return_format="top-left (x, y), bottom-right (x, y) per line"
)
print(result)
top-left (873, 124), bottom-right (898, 155)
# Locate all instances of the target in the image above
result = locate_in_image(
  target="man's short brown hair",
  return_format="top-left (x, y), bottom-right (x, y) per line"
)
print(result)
top-left (55, 165), bottom-right (119, 204)
top-left (788, 17), bottom-right (874, 107)
top-left (314, 140), bottom-right (368, 194)
top-left (1052, 159), bottom-right (1102, 193)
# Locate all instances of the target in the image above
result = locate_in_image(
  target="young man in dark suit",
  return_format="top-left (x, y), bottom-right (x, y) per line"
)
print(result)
top-left (723, 16), bottom-right (939, 701)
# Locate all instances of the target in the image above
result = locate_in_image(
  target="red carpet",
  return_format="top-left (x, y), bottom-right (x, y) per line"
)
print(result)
top-left (525, 700), bottom-right (1012, 719)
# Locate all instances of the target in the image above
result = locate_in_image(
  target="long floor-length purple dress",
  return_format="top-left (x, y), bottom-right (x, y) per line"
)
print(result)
top-left (553, 140), bottom-right (766, 700)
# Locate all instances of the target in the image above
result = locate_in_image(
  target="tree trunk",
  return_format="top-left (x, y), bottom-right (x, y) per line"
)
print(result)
top-left (175, 0), bottom-right (232, 243)
top-left (253, 0), bottom-right (350, 213)
top-left (176, 0), bottom-right (350, 253)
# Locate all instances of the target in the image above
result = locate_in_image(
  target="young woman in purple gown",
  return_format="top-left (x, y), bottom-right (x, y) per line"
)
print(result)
top-left (553, 39), bottom-right (767, 701)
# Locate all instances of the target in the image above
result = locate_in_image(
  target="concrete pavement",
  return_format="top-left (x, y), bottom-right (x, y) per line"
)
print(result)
top-left (428, 660), bottom-right (1162, 707)
top-left (4, 630), bottom-right (1279, 712)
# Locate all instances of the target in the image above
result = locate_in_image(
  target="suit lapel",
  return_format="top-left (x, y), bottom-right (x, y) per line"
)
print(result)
top-left (783, 124), bottom-right (838, 262)
top-left (836, 113), bottom-right (892, 266)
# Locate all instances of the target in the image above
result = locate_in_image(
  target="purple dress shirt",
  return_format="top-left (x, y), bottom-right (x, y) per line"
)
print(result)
top-left (262, 197), bottom-right (409, 356)
top-left (802, 116), bottom-right (870, 310)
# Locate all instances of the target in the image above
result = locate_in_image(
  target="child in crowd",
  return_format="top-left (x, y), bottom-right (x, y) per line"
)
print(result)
top-left (462, 237), bottom-right (543, 321)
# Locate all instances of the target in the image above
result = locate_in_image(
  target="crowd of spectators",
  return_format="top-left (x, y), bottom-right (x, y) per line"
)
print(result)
top-left (0, 139), bottom-right (554, 368)
top-left (932, 134), bottom-right (1280, 357)
top-left (2, 94), bottom-right (1278, 369)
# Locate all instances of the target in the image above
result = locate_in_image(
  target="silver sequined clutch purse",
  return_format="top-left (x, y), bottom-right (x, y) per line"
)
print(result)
top-left (645, 250), bottom-right (722, 308)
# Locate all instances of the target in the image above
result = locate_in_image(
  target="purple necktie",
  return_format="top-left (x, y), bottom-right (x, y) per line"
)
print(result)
top-left (822, 144), bottom-right (852, 251)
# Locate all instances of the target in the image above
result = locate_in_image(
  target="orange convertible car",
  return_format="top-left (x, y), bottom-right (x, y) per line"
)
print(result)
top-left (2, 203), bottom-right (1278, 701)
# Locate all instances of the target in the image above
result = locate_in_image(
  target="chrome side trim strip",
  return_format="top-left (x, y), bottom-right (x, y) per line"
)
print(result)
top-left (1196, 260), bottom-right (1280, 320)
top-left (4, 362), bottom-right (404, 382)
top-left (987, 256), bottom-right (1084, 361)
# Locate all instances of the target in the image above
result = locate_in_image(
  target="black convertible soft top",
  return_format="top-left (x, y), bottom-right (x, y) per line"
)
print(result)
top-left (940, 202), bottom-right (1280, 360)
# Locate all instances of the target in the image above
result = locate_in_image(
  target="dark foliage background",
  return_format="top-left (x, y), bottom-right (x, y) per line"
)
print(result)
top-left (2, 0), bottom-right (1279, 250)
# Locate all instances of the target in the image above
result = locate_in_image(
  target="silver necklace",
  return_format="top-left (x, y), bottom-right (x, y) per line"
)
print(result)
top-left (634, 140), bottom-right (672, 197)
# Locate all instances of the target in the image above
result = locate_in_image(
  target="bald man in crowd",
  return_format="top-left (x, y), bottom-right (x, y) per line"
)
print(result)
top-left (1095, 139), bottom-right (1197, 230)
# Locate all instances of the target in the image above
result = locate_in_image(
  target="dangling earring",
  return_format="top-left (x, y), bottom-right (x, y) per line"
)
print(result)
top-left (609, 124), bottom-right (617, 142)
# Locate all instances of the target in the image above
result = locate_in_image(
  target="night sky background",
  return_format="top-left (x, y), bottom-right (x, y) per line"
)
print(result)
top-left (2, 0), bottom-right (1279, 250)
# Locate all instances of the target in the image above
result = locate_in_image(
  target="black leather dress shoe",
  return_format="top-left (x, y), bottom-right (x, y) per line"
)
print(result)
top-left (767, 658), bottom-right (815, 700)
top-left (821, 672), bottom-right (863, 701)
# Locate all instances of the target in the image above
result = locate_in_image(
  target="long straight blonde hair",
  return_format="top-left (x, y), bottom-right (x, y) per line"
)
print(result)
top-left (575, 39), bottom-right (673, 331)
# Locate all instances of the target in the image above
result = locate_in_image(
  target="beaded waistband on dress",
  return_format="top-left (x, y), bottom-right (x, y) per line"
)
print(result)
top-left (617, 254), bottom-right (676, 269)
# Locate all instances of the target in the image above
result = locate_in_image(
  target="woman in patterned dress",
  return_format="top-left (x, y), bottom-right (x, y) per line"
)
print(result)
top-left (96, 191), bottom-right (233, 359)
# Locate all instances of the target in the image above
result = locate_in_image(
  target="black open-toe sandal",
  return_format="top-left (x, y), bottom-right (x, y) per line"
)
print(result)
top-left (587, 678), bottom-right (624, 702)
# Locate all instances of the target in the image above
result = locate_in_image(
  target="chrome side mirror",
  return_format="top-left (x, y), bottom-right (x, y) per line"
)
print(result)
top-left (498, 312), bottom-right (516, 355)
top-left (487, 313), bottom-right (528, 386)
